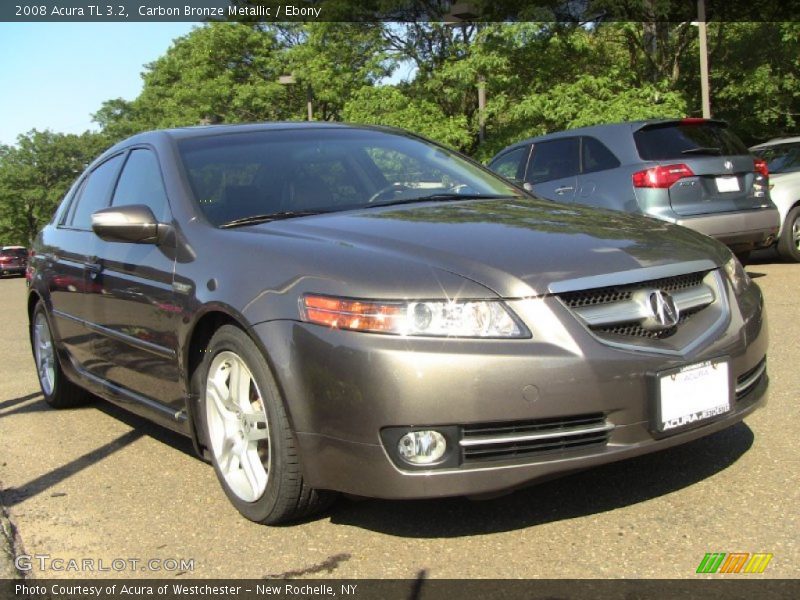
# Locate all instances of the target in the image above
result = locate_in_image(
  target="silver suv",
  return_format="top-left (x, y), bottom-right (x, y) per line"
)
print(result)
top-left (489, 119), bottom-right (779, 260)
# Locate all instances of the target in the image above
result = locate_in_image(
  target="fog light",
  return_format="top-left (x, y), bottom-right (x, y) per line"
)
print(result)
top-left (397, 430), bottom-right (447, 465)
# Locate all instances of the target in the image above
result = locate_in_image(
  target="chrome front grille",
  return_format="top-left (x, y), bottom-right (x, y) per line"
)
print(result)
top-left (461, 413), bottom-right (612, 463)
top-left (557, 270), bottom-right (716, 340)
top-left (558, 271), bottom-right (707, 309)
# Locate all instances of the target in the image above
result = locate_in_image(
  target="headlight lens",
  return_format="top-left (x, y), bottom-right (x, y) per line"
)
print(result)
top-left (723, 255), bottom-right (751, 295)
top-left (300, 294), bottom-right (527, 338)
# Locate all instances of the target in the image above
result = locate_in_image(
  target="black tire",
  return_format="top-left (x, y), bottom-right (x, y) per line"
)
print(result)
top-left (734, 251), bottom-right (751, 266)
top-left (777, 205), bottom-right (800, 263)
top-left (194, 325), bottom-right (336, 524)
top-left (30, 302), bottom-right (90, 409)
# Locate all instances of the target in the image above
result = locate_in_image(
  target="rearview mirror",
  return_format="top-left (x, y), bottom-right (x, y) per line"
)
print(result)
top-left (91, 205), bottom-right (162, 244)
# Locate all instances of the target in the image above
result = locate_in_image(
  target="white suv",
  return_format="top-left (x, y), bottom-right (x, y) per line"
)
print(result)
top-left (751, 137), bottom-right (800, 262)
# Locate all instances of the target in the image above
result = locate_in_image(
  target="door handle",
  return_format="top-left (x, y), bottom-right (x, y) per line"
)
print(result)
top-left (554, 186), bottom-right (575, 195)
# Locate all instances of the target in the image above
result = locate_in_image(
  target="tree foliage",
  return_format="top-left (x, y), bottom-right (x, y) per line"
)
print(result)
top-left (0, 130), bottom-right (108, 245)
top-left (2, 20), bottom-right (797, 243)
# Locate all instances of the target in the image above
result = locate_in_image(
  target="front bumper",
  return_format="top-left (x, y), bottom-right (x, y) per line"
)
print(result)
top-left (676, 207), bottom-right (780, 251)
top-left (251, 283), bottom-right (768, 499)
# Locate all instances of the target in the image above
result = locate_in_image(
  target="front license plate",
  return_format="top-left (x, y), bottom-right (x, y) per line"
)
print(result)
top-left (657, 359), bottom-right (731, 432)
top-left (715, 176), bottom-right (740, 192)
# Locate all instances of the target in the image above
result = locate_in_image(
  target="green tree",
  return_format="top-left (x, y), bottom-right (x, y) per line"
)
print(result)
top-left (0, 130), bottom-right (107, 245)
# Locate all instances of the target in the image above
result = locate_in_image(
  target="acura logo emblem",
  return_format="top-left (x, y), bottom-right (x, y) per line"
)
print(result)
top-left (643, 290), bottom-right (680, 331)
top-left (724, 160), bottom-right (733, 171)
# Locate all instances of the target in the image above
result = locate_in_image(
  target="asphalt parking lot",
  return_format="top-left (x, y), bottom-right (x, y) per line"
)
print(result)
top-left (0, 256), bottom-right (797, 580)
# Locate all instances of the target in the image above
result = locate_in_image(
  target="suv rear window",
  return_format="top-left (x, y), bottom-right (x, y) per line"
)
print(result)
top-left (634, 122), bottom-right (749, 160)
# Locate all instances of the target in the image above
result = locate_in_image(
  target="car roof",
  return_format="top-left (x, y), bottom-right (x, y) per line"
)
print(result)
top-left (106, 122), bottom-right (408, 151)
top-left (751, 136), bottom-right (800, 150)
top-left (494, 118), bottom-right (729, 160)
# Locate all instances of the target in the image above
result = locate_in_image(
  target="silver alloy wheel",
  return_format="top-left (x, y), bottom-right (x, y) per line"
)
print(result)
top-left (205, 351), bottom-right (270, 502)
top-left (793, 215), bottom-right (800, 251)
top-left (33, 312), bottom-right (56, 396)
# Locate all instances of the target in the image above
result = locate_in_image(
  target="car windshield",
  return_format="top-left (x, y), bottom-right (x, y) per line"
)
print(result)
top-left (752, 142), bottom-right (800, 174)
top-left (177, 127), bottom-right (522, 226)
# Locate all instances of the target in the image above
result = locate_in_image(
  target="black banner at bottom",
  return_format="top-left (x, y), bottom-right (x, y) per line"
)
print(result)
top-left (2, 579), bottom-right (800, 600)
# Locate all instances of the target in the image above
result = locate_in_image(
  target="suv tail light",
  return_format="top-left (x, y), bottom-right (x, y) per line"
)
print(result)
top-left (632, 164), bottom-right (695, 188)
top-left (754, 158), bottom-right (769, 178)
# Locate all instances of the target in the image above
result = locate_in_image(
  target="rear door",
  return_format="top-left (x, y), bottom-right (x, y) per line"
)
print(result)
top-left (523, 138), bottom-right (579, 202)
top-left (575, 136), bottom-right (623, 209)
top-left (47, 154), bottom-right (125, 372)
top-left (634, 120), bottom-right (765, 216)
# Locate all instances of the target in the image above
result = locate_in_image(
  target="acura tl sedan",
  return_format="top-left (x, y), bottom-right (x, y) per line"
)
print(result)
top-left (28, 123), bottom-right (768, 524)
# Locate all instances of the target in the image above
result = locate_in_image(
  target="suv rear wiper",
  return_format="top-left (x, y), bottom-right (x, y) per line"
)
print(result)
top-left (219, 210), bottom-right (328, 229)
top-left (681, 146), bottom-right (722, 155)
top-left (369, 193), bottom-right (514, 209)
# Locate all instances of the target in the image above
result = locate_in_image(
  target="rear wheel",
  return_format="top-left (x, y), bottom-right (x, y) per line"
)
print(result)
top-left (777, 205), bottom-right (800, 263)
top-left (195, 325), bottom-right (335, 524)
top-left (734, 251), bottom-right (751, 265)
top-left (30, 302), bottom-right (89, 408)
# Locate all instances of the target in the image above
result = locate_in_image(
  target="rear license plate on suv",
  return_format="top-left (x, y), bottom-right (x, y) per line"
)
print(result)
top-left (715, 176), bottom-right (740, 193)
top-left (655, 359), bottom-right (731, 432)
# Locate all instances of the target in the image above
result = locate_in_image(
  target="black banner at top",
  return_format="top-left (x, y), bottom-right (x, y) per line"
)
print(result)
top-left (1, 0), bottom-right (799, 23)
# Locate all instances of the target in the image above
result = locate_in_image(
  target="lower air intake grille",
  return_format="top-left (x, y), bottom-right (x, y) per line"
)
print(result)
top-left (461, 413), bottom-right (611, 463)
top-left (735, 358), bottom-right (767, 401)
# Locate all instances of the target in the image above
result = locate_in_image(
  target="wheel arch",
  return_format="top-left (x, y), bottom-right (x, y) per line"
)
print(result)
top-left (182, 305), bottom-right (296, 461)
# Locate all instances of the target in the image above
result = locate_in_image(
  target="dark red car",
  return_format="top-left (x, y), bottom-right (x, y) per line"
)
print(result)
top-left (0, 246), bottom-right (28, 277)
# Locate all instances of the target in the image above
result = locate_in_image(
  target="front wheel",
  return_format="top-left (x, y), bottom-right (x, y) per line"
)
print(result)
top-left (777, 205), bottom-right (800, 263)
top-left (195, 325), bottom-right (335, 524)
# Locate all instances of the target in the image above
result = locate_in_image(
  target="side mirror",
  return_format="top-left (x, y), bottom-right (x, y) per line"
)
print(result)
top-left (522, 182), bottom-right (534, 193)
top-left (91, 205), bottom-right (162, 244)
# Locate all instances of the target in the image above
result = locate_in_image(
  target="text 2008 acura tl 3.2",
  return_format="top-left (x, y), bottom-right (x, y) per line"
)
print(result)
top-left (27, 123), bottom-right (768, 524)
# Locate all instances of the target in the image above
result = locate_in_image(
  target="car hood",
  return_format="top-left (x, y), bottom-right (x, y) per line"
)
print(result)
top-left (250, 197), bottom-right (728, 297)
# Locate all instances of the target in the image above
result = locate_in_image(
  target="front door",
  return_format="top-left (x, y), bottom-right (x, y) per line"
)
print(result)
top-left (86, 148), bottom-right (183, 411)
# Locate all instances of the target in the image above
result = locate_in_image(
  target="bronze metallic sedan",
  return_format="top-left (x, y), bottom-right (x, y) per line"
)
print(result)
top-left (27, 123), bottom-right (768, 524)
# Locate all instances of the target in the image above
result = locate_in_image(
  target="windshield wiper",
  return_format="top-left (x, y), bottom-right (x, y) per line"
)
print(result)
top-left (369, 193), bottom-right (514, 209)
top-left (681, 146), bottom-right (722, 155)
top-left (219, 210), bottom-right (327, 229)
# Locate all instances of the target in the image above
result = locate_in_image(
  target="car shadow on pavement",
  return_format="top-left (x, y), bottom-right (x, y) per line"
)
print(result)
top-left (93, 400), bottom-right (197, 459)
top-left (0, 392), bottom-right (43, 412)
top-left (1, 429), bottom-right (145, 508)
top-left (0, 394), bottom-right (197, 508)
top-left (327, 422), bottom-right (754, 538)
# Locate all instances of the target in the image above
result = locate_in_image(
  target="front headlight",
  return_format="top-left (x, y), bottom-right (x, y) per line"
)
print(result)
top-left (300, 294), bottom-right (528, 338)
top-left (723, 255), bottom-right (751, 295)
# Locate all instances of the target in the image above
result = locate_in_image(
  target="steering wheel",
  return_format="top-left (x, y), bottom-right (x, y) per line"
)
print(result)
top-left (367, 182), bottom-right (411, 204)
top-left (445, 183), bottom-right (475, 195)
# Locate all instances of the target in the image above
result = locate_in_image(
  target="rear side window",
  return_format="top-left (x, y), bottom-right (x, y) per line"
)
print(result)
top-left (581, 137), bottom-right (620, 173)
top-left (635, 122), bottom-right (749, 160)
top-left (112, 149), bottom-right (170, 222)
top-left (68, 154), bottom-right (124, 230)
top-left (525, 138), bottom-right (580, 184)
top-left (489, 146), bottom-right (528, 180)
